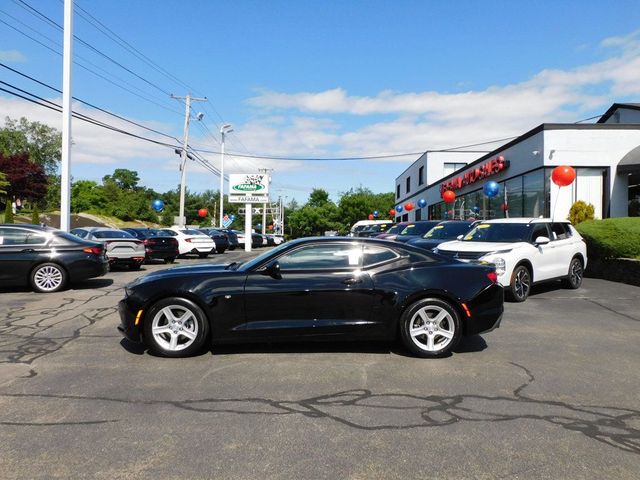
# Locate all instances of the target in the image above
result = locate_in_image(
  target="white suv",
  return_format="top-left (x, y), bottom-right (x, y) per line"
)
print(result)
top-left (433, 218), bottom-right (587, 302)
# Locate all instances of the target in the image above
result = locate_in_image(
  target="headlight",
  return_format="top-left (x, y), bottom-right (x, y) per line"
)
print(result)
top-left (493, 257), bottom-right (506, 275)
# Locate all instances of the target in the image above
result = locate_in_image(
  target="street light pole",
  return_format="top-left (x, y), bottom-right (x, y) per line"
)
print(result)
top-left (172, 93), bottom-right (206, 227)
top-left (60, 0), bottom-right (73, 231)
top-left (219, 124), bottom-right (233, 228)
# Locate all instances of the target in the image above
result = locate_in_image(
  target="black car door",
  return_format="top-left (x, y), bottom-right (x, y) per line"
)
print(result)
top-left (0, 227), bottom-right (49, 286)
top-left (243, 242), bottom-right (375, 339)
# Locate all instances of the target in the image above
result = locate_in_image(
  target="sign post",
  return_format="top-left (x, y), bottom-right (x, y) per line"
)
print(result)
top-left (229, 174), bottom-right (270, 252)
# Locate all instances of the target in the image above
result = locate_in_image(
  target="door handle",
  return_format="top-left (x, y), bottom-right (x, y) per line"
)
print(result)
top-left (342, 278), bottom-right (362, 286)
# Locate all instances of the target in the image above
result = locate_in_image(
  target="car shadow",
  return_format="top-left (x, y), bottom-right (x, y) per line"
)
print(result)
top-left (210, 340), bottom-right (395, 356)
top-left (71, 278), bottom-right (114, 290)
top-left (119, 338), bottom-right (146, 355)
top-left (504, 279), bottom-right (568, 302)
top-left (453, 334), bottom-right (487, 354)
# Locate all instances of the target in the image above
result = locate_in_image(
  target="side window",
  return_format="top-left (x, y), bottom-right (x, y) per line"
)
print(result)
top-left (550, 223), bottom-right (569, 241)
top-left (24, 232), bottom-right (48, 245)
top-left (278, 244), bottom-right (362, 270)
top-left (0, 227), bottom-right (28, 245)
top-left (71, 229), bottom-right (86, 239)
top-left (362, 246), bottom-right (398, 267)
top-left (530, 224), bottom-right (549, 242)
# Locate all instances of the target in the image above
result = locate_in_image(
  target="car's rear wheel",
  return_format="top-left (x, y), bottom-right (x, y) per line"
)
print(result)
top-left (562, 257), bottom-right (583, 289)
top-left (143, 297), bottom-right (208, 357)
top-left (400, 298), bottom-right (461, 358)
top-left (30, 263), bottom-right (67, 293)
top-left (509, 265), bottom-right (531, 302)
top-left (216, 248), bottom-right (227, 254)
top-left (164, 257), bottom-right (176, 264)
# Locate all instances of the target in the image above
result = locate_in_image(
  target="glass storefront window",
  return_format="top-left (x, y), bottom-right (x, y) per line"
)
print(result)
top-left (524, 170), bottom-right (545, 217)
top-left (505, 177), bottom-right (523, 218)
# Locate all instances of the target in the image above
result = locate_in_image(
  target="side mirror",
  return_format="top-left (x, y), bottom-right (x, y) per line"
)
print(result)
top-left (534, 236), bottom-right (550, 245)
top-left (456, 235), bottom-right (464, 240)
top-left (264, 260), bottom-right (281, 279)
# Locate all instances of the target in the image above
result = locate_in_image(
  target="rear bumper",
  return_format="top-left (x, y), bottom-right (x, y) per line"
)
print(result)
top-left (145, 248), bottom-right (179, 260)
top-left (464, 283), bottom-right (504, 336)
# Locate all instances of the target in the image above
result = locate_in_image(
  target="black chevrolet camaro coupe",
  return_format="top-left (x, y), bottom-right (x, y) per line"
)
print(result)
top-left (118, 237), bottom-right (503, 358)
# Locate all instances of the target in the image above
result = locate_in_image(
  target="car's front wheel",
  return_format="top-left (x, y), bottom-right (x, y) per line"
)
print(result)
top-left (562, 257), bottom-right (584, 289)
top-left (143, 297), bottom-right (209, 357)
top-left (509, 264), bottom-right (531, 302)
top-left (400, 298), bottom-right (461, 358)
top-left (198, 253), bottom-right (208, 258)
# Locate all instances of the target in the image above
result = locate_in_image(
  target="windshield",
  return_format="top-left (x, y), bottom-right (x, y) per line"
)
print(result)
top-left (238, 242), bottom-right (291, 271)
top-left (180, 229), bottom-right (204, 235)
top-left (424, 223), bottom-right (471, 239)
top-left (399, 222), bottom-right (437, 236)
top-left (384, 224), bottom-right (404, 234)
top-left (462, 223), bottom-right (532, 242)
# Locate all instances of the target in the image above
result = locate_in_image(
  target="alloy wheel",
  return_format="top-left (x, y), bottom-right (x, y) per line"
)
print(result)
top-left (150, 305), bottom-right (199, 352)
top-left (408, 305), bottom-right (455, 353)
top-left (513, 267), bottom-right (531, 300)
top-left (33, 265), bottom-right (64, 292)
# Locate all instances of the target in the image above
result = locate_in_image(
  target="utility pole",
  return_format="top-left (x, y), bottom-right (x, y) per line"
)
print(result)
top-left (219, 124), bottom-right (233, 229)
top-left (171, 94), bottom-right (207, 227)
top-left (60, 0), bottom-right (73, 231)
top-left (258, 168), bottom-right (273, 234)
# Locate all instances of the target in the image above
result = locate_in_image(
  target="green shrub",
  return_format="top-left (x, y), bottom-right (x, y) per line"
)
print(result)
top-left (568, 200), bottom-right (595, 225)
top-left (31, 206), bottom-right (40, 224)
top-left (576, 218), bottom-right (640, 260)
top-left (4, 201), bottom-right (13, 224)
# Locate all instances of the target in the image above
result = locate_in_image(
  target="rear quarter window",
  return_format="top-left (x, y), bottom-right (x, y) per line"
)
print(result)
top-left (362, 246), bottom-right (398, 266)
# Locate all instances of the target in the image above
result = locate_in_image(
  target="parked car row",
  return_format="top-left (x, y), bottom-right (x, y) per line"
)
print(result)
top-left (351, 217), bottom-right (588, 302)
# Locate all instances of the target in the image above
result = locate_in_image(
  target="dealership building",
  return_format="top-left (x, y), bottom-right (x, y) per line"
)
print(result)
top-left (394, 102), bottom-right (640, 222)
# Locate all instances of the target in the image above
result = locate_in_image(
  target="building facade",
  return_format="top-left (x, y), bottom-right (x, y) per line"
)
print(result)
top-left (394, 103), bottom-right (640, 222)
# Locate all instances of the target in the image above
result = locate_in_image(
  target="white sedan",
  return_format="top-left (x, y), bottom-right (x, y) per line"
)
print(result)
top-left (160, 227), bottom-right (216, 258)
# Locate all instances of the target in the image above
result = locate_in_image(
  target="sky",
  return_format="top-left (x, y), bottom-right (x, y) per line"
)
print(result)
top-left (1, 0), bottom-right (640, 204)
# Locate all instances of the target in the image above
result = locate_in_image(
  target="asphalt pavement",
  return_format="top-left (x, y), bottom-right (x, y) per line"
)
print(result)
top-left (0, 249), bottom-right (639, 479)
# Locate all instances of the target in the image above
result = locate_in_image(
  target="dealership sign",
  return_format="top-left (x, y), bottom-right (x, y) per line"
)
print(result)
top-left (440, 156), bottom-right (509, 194)
top-left (229, 174), bottom-right (269, 195)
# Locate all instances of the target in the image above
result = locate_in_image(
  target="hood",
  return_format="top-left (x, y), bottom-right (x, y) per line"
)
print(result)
top-left (436, 240), bottom-right (518, 253)
top-left (128, 263), bottom-right (232, 287)
top-left (407, 238), bottom-right (445, 249)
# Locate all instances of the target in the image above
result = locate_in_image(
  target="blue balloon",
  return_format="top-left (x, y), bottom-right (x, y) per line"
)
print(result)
top-left (230, 214), bottom-right (236, 221)
top-left (151, 199), bottom-right (164, 212)
top-left (418, 198), bottom-right (427, 208)
top-left (396, 205), bottom-right (403, 213)
top-left (483, 181), bottom-right (500, 198)
top-left (256, 223), bottom-right (262, 228)
top-left (373, 210), bottom-right (379, 218)
top-left (473, 206), bottom-right (480, 213)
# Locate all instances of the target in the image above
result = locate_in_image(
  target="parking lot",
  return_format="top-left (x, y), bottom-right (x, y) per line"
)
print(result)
top-left (1, 249), bottom-right (639, 479)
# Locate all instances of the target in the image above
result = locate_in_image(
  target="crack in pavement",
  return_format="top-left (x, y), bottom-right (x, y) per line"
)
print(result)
top-left (1, 363), bottom-right (638, 455)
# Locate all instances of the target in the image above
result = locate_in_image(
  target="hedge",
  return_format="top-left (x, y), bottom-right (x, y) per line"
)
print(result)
top-left (575, 217), bottom-right (640, 260)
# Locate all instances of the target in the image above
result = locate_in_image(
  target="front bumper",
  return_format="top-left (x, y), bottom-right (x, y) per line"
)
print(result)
top-left (118, 298), bottom-right (143, 343)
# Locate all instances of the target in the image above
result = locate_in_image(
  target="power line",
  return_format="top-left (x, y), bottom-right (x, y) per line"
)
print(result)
top-left (0, 62), bottom-right (180, 141)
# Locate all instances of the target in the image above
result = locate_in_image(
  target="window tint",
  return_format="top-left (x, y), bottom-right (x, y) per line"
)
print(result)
top-left (24, 232), bottom-right (48, 244)
top-left (463, 223), bottom-right (532, 242)
top-left (92, 230), bottom-right (134, 239)
top-left (71, 229), bottom-right (87, 238)
top-left (550, 223), bottom-right (570, 240)
top-left (530, 224), bottom-right (550, 242)
top-left (0, 227), bottom-right (27, 245)
top-left (278, 244), bottom-right (362, 270)
top-left (362, 246), bottom-right (398, 266)
top-left (180, 229), bottom-right (203, 235)
top-left (161, 230), bottom-right (178, 236)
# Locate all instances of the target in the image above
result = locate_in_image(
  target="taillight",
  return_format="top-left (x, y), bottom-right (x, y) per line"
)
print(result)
top-left (487, 271), bottom-right (498, 283)
top-left (83, 246), bottom-right (103, 255)
top-left (143, 239), bottom-right (150, 245)
top-left (185, 238), bottom-right (193, 243)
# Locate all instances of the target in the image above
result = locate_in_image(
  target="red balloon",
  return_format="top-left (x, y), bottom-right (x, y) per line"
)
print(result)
top-left (442, 190), bottom-right (456, 203)
top-left (551, 166), bottom-right (576, 187)
top-left (404, 202), bottom-right (414, 211)
top-left (389, 209), bottom-right (396, 217)
top-left (368, 214), bottom-right (374, 220)
top-left (198, 208), bottom-right (208, 218)
top-left (268, 225), bottom-right (273, 231)
top-left (501, 203), bottom-right (509, 211)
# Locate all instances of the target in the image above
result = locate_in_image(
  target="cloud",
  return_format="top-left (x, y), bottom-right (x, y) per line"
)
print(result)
top-left (0, 49), bottom-right (27, 63)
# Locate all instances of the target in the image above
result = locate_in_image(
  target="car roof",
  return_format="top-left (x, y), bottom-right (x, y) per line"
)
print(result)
top-left (479, 217), bottom-right (559, 224)
top-left (0, 223), bottom-right (55, 231)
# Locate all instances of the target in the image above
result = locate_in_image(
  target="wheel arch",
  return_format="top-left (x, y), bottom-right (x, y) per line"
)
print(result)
top-left (28, 260), bottom-right (70, 286)
top-left (513, 259), bottom-right (534, 283)
top-left (139, 290), bottom-right (212, 340)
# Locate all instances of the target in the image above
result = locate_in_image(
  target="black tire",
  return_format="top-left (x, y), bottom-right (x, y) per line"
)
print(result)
top-left (216, 248), bottom-right (227, 254)
top-left (562, 257), bottom-right (584, 289)
top-left (128, 263), bottom-right (142, 271)
top-left (399, 297), bottom-right (462, 358)
top-left (143, 297), bottom-right (209, 357)
top-left (198, 253), bottom-right (208, 258)
top-left (508, 264), bottom-right (531, 302)
top-left (164, 257), bottom-right (176, 264)
top-left (30, 262), bottom-right (67, 293)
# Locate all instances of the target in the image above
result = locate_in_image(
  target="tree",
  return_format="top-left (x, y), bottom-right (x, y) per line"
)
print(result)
top-left (339, 188), bottom-right (395, 230)
top-left (0, 117), bottom-right (61, 175)
top-left (0, 152), bottom-right (48, 202)
top-left (102, 168), bottom-right (140, 190)
top-left (4, 201), bottom-right (13, 223)
top-left (0, 170), bottom-right (8, 195)
top-left (308, 188), bottom-right (331, 207)
top-left (31, 205), bottom-right (40, 224)
top-left (71, 180), bottom-right (106, 213)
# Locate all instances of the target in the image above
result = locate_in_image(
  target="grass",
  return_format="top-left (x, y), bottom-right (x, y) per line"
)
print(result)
top-left (576, 217), bottom-right (640, 260)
